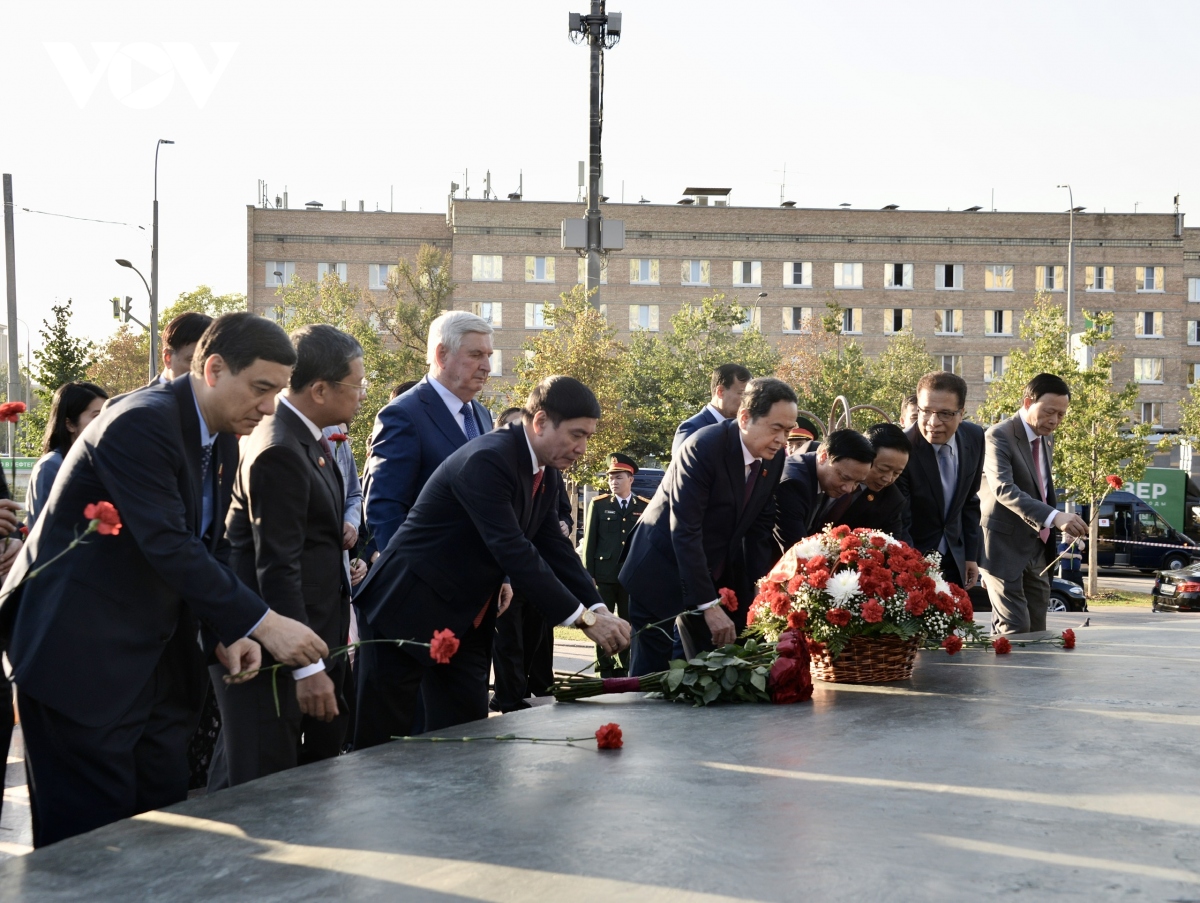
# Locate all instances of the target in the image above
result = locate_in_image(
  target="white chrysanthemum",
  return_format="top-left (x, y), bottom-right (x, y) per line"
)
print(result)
top-left (825, 570), bottom-right (861, 605)
top-left (933, 576), bottom-right (951, 597)
top-left (794, 536), bottom-right (830, 560)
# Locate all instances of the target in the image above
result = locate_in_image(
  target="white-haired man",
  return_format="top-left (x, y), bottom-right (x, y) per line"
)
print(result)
top-left (356, 310), bottom-right (500, 748)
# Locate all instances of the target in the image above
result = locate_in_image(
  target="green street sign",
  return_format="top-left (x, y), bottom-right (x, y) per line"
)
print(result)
top-left (1130, 467), bottom-right (1188, 531)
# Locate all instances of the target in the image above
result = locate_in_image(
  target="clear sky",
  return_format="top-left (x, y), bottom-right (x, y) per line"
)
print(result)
top-left (3, 0), bottom-right (1198, 354)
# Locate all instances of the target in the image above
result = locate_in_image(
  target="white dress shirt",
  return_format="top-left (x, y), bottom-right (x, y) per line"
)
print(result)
top-left (428, 375), bottom-right (480, 438)
top-left (707, 403), bottom-right (728, 423)
top-left (1019, 411), bottom-right (1059, 529)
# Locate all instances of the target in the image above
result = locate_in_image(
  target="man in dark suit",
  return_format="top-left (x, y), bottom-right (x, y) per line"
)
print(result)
top-left (980, 374), bottom-right (1087, 634)
top-left (775, 429), bottom-right (876, 550)
top-left (840, 423), bottom-right (913, 542)
top-left (581, 453), bottom-right (650, 677)
top-left (355, 310), bottom-right (501, 748)
top-left (156, 311), bottom-right (213, 384)
top-left (353, 376), bottom-right (631, 735)
top-left (896, 371), bottom-right (985, 589)
top-left (671, 363), bottom-right (752, 455)
top-left (622, 378), bottom-right (797, 676)
top-left (0, 313), bottom-right (328, 847)
top-left (208, 325), bottom-right (365, 789)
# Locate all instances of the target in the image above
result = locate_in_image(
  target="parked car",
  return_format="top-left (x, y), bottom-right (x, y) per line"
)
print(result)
top-left (967, 577), bottom-right (1088, 614)
top-left (1152, 563), bottom-right (1200, 612)
top-left (631, 468), bottom-right (665, 501)
top-left (1081, 491), bottom-right (1199, 573)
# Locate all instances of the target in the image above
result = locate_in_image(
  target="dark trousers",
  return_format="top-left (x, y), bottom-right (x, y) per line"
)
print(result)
top-left (206, 659), bottom-right (348, 791)
top-left (18, 654), bottom-right (199, 848)
top-left (0, 677), bottom-right (12, 824)
top-left (629, 597), bottom-right (677, 676)
top-left (491, 592), bottom-right (554, 712)
top-left (595, 581), bottom-right (630, 677)
top-left (353, 615), bottom-right (492, 747)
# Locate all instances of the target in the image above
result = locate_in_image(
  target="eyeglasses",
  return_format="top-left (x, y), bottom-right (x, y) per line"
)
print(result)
top-left (917, 407), bottom-right (962, 422)
top-left (334, 379), bottom-right (370, 394)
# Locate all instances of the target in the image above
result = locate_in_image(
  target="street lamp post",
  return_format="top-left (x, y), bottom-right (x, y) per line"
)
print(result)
top-left (116, 258), bottom-right (154, 381)
top-left (151, 138), bottom-right (174, 381)
top-left (750, 291), bottom-right (767, 330)
top-left (1057, 184), bottom-right (1074, 352)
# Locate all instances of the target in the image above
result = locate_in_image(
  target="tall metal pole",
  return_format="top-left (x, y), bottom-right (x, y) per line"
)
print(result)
top-left (151, 139), bottom-right (173, 381)
top-left (3, 174), bottom-right (20, 463)
top-left (1058, 183), bottom-right (1074, 354)
top-left (585, 0), bottom-right (604, 305)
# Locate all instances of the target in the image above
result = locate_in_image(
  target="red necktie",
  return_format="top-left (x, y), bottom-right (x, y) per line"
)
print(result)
top-left (531, 469), bottom-right (545, 499)
top-left (1031, 437), bottom-right (1051, 542)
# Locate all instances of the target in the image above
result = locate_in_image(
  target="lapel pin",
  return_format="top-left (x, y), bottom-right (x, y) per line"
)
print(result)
top-left (760, 468), bottom-right (768, 478)
top-left (867, 493), bottom-right (875, 502)
top-left (318, 457), bottom-right (326, 467)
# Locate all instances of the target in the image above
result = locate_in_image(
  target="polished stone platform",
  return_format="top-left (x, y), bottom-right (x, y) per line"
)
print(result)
top-left (4, 607), bottom-right (1200, 901)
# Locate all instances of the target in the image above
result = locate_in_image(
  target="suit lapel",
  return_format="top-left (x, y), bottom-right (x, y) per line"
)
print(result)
top-left (279, 405), bottom-right (344, 514)
top-left (170, 376), bottom-right (205, 537)
top-left (420, 378), bottom-right (468, 449)
top-left (511, 425), bottom-right (537, 531)
top-left (913, 431), bottom-right (946, 519)
top-left (724, 423), bottom-right (747, 519)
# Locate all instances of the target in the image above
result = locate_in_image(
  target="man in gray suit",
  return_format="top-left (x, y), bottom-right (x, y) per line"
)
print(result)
top-left (979, 373), bottom-right (1088, 634)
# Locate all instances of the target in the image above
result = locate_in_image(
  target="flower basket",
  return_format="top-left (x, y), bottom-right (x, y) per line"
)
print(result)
top-left (808, 634), bottom-right (920, 683)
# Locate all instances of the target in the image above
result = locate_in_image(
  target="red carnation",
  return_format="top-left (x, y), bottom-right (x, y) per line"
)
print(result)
top-left (904, 593), bottom-right (930, 617)
top-left (869, 535), bottom-right (887, 549)
top-left (942, 635), bottom-right (963, 655)
top-left (429, 628), bottom-right (460, 664)
top-left (1061, 629), bottom-right (1076, 649)
top-left (830, 525), bottom-right (851, 539)
top-left (83, 501), bottom-right (122, 536)
top-left (768, 590), bottom-right (790, 617)
top-left (718, 586), bottom-right (739, 613)
top-left (327, 432), bottom-right (349, 445)
top-left (808, 639), bottom-right (827, 657)
top-left (787, 610), bottom-right (807, 630)
top-left (860, 599), bottom-right (885, 623)
top-left (18, 525), bottom-right (28, 538)
top-left (768, 654), bottom-right (813, 705)
top-left (825, 608), bottom-right (851, 627)
top-left (807, 569), bottom-right (830, 589)
top-left (807, 554), bottom-right (828, 571)
top-left (993, 636), bottom-right (1012, 655)
top-left (0, 401), bottom-right (26, 423)
top-left (786, 574), bottom-right (805, 594)
top-left (595, 722), bottom-right (623, 749)
top-left (839, 548), bottom-right (861, 565)
top-left (1106, 474), bottom-right (1123, 491)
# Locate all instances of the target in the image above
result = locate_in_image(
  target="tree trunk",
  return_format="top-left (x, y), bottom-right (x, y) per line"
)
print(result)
top-left (1087, 503), bottom-right (1100, 598)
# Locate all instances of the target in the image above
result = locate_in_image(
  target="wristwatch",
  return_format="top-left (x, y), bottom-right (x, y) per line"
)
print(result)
top-left (576, 608), bottom-right (597, 628)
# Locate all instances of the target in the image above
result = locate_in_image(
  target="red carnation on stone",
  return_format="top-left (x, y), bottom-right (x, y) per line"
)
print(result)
top-left (0, 401), bottom-right (26, 423)
top-left (825, 608), bottom-right (851, 628)
top-left (787, 610), bottom-right (807, 630)
top-left (83, 501), bottom-right (122, 536)
top-left (1106, 474), bottom-right (1123, 491)
top-left (1061, 629), bottom-right (1076, 649)
top-left (993, 636), bottom-right (1012, 655)
top-left (861, 599), bottom-right (885, 624)
top-left (429, 628), bottom-right (460, 664)
top-left (942, 635), bottom-right (963, 656)
top-left (718, 586), bottom-right (738, 613)
top-left (595, 723), bottom-right (623, 749)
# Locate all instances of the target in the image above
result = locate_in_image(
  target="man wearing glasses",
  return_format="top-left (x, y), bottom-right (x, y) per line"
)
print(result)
top-left (896, 372), bottom-right (985, 591)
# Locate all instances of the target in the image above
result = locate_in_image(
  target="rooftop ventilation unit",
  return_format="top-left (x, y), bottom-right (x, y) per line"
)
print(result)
top-left (780, 200), bottom-right (796, 208)
top-left (304, 200), bottom-right (323, 210)
top-left (963, 205), bottom-right (983, 212)
top-left (681, 187), bottom-right (731, 207)
top-left (881, 204), bottom-right (899, 210)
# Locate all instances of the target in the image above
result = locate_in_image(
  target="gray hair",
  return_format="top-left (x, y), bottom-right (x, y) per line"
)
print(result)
top-left (426, 310), bottom-right (494, 366)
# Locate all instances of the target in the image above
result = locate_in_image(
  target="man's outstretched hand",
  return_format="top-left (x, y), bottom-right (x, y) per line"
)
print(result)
top-left (252, 609), bottom-right (329, 667)
top-left (217, 637), bottom-right (263, 684)
top-left (579, 610), bottom-right (631, 659)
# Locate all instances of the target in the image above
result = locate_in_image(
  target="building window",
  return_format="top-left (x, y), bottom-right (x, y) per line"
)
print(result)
top-left (1135, 311), bottom-right (1164, 338)
top-left (1086, 266), bottom-right (1114, 292)
top-left (1189, 363), bottom-right (1200, 387)
top-left (940, 355), bottom-right (963, 375)
top-left (984, 265), bottom-right (1014, 291)
top-left (1189, 277), bottom-right (1200, 302)
top-left (885, 263), bottom-right (913, 289)
top-left (1141, 402), bottom-right (1163, 426)
top-left (629, 304), bottom-right (660, 331)
top-left (935, 263), bottom-right (964, 290)
top-left (525, 256), bottom-right (555, 283)
top-left (833, 262), bottom-right (863, 289)
top-left (783, 307), bottom-right (812, 333)
top-left (577, 258), bottom-right (608, 284)
top-left (934, 309), bottom-right (963, 335)
top-left (265, 261), bottom-right (295, 288)
top-left (472, 255), bottom-right (503, 282)
top-left (733, 307), bottom-right (762, 334)
top-left (1189, 322), bottom-right (1200, 345)
top-left (316, 262), bottom-right (348, 283)
top-left (369, 264), bottom-right (397, 290)
top-left (1134, 358), bottom-right (1164, 383)
top-left (783, 261), bottom-right (812, 288)
top-left (525, 302), bottom-right (552, 329)
top-left (840, 308), bottom-right (863, 334)
top-left (884, 308), bottom-right (912, 334)
top-left (1035, 265), bottom-right (1064, 292)
top-left (1136, 266), bottom-right (1165, 292)
top-left (984, 310), bottom-right (1013, 336)
top-left (681, 259), bottom-right (711, 286)
top-left (471, 301), bottom-right (502, 327)
top-left (630, 258), bottom-right (659, 285)
top-left (984, 355), bottom-right (1010, 382)
top-left (489, 349), bottom-right (503, 377)
top-left (732, 260), bottom-right (762, 286)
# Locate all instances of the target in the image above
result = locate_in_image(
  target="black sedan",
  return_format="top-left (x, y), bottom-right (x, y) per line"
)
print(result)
top-left (968, 578), bottom-right (1088, 613)
top-left (1152, 564), bottom-right (1200, 612)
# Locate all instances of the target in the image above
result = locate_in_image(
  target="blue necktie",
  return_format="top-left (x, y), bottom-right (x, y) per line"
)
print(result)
top-left (199, 443), bottom-right (215, 538)
top-left (936, 443), bottom-right (956, 517)
top-left (460, 403), bottom-right (480, 440)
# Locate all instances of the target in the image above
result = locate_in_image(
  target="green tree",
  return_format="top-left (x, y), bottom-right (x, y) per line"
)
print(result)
top-left (511, 285), bottom-right (628, 488)
top-left (617, 293), bottom-right (780, 460)
top-left (18, 300), bottom-right (96, 455)
top-left (365, 244), bottom-right (454, 384)
top-left (89, 325), bottom-right (149, 396)
top-left (867, 331), bottom-right (937, 423)
top-left (791, 340), bottom-right (876, 432)
top-left (979, 295), bottom-right (1163, 596)
top-left (158, 285), bottom-right (247, 329)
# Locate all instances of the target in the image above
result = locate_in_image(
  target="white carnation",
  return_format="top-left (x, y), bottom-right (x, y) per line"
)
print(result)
top-left (934, 576), bottom-right (951, 597)
top-left (825, 570), bottom-right (861, 605)
top-left (794, 536), bottom-right (830, 560)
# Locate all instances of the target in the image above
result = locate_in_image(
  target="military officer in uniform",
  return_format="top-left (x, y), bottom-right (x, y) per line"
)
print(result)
top-left (582, 454), bottom-right (649, 677)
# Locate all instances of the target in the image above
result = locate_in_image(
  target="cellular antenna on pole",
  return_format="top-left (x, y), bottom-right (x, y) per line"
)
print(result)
top-left (564, 3), bottom-right (624, 307)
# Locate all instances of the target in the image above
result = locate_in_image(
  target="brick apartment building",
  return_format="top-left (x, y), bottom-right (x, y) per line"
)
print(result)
top-left (247, 194), bottom-right (1200, 431)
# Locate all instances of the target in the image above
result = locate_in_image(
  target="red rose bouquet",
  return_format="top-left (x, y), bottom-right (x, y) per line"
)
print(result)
top-left (746, 526), bottom-right (983, 658)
